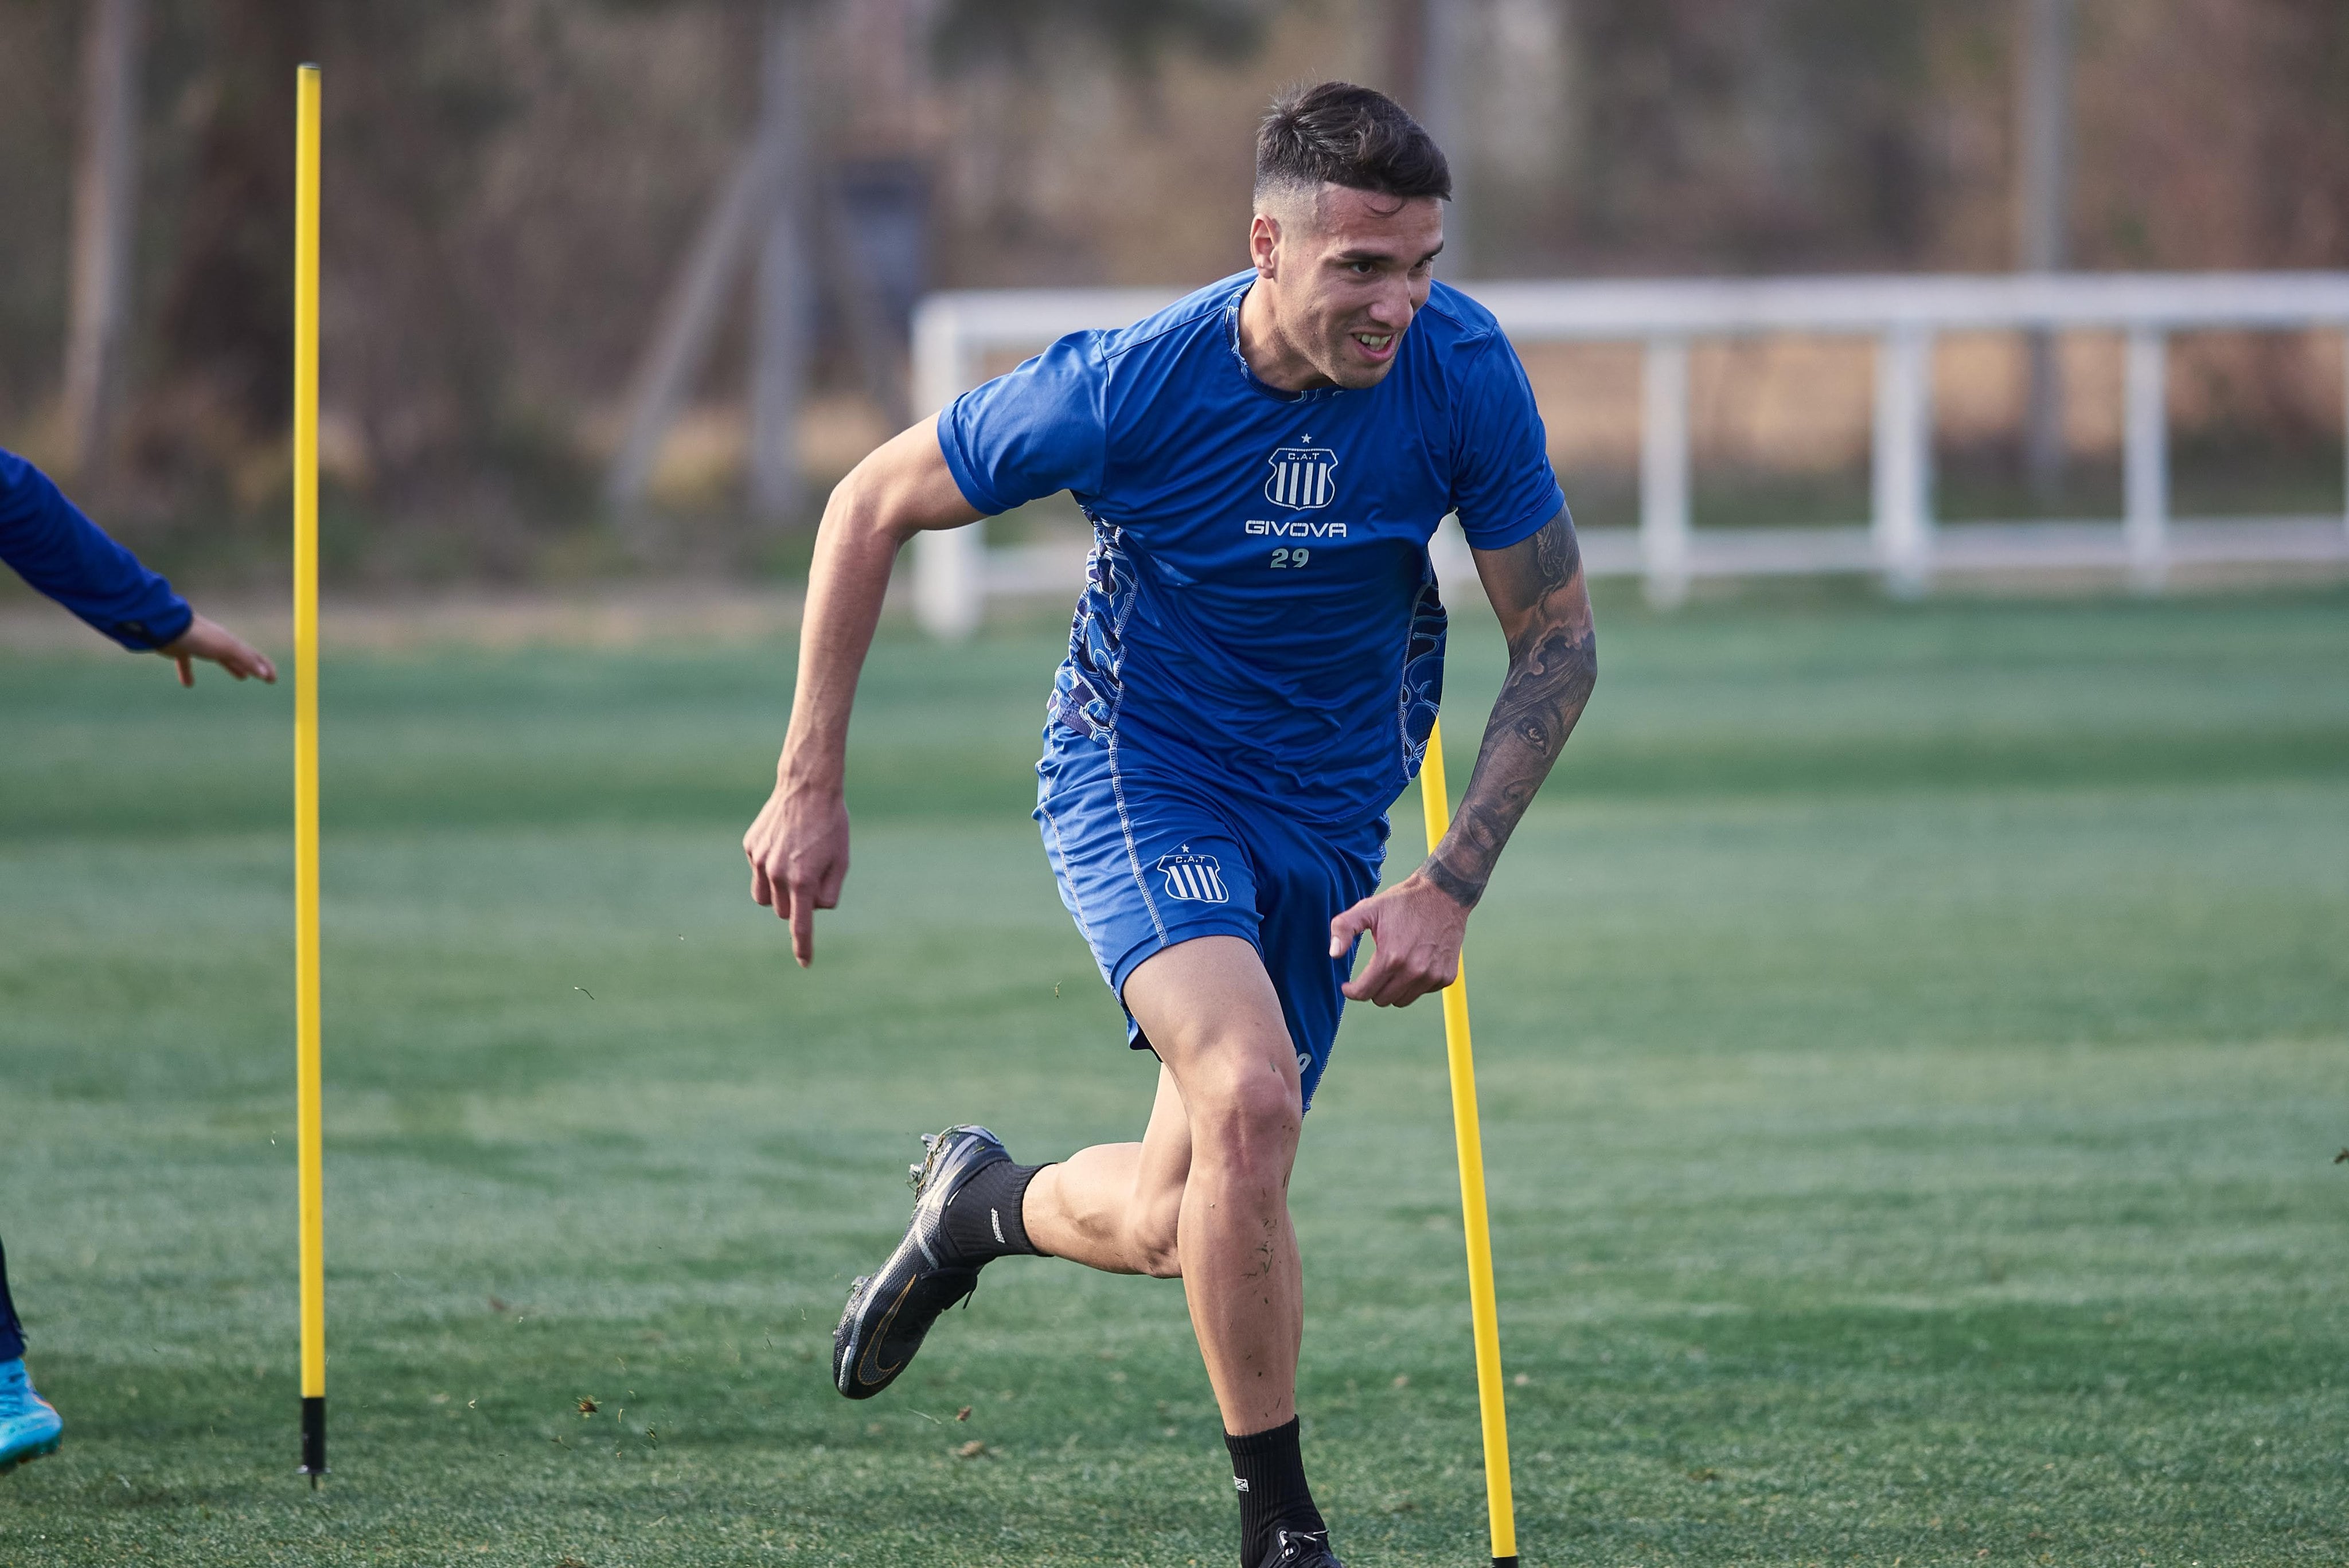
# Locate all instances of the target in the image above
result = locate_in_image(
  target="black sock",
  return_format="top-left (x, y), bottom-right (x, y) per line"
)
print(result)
top-left (939, 1159), bottom-right (1044, 1262)
top-left (1226, 1417), bottom-right (1325, 1568)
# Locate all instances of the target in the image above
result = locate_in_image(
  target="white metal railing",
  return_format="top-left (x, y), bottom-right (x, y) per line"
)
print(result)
top-left (910, 271), bottom-right (2349, 635)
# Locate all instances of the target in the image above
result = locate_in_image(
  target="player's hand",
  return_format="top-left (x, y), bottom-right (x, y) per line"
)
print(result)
top-left (161, 612), bottom-right (277, 686)
top-left (1328, 869), bottom-right (1470, 1007)
top-left (743, 779), bottom-right (850, 968)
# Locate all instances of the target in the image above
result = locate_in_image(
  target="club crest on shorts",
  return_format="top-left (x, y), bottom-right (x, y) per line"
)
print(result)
top-left (1155, 851), bottom-right (1230, 904)
top-left (1264, 440), bottom-right (1338, 510)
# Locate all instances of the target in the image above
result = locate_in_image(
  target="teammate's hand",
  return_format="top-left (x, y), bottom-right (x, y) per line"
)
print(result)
top-left (743, 779), bottom-right (850, 968)
top-left (1328, 869), bottom-right (1470, 1007)
top-left (161, 612), bottom-right (277, 686)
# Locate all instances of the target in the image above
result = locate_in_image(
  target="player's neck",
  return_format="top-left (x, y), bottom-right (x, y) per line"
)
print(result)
top-left (1236, 279), bottom-right (1333, 394)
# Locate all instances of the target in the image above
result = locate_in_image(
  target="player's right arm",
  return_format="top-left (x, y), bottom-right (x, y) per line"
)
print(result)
top-left (743, 416), bottom-right (983, 967)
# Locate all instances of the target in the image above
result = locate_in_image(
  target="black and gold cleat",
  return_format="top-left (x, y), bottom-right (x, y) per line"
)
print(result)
top-left (831, 1125), bottom-right (1015, 1399)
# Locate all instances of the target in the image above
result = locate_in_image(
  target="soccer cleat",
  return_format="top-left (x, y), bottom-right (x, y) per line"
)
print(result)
top-left (1257, 1527), bottom-right (1345, 1568)
top-left (831, 1125), bottom-right (1013, 1399)
top-left (0, 1359), bottom-right (63, 1475)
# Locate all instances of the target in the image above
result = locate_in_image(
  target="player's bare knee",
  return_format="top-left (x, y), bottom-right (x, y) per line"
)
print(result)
top-left (1189, 1060), bottom-right (1302, 1179)
top-left (1129, 1200), bottom-right (1185, 1278)
top-left (1118, 1149), bottom-right (1188, 1276)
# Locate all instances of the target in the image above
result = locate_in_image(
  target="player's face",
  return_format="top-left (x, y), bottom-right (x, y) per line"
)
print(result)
top-left (1265, 187), bottom-right (1445, 390)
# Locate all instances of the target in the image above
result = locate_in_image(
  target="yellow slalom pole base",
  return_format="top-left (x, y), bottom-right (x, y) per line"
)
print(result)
top-left (1418, 718), bottom-right (1517, 1566)
top-left (292, 60), bottom-right (328, 1484)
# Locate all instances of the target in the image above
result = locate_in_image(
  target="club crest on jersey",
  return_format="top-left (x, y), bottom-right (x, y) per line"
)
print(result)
top-left (1264, 442), bottom-right (1338, 510)
top-left (1156, 851), bottom-right (1230, 904)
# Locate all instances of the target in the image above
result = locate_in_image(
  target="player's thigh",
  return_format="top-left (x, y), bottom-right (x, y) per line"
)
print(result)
top-left (1125, 1065), bottom-right (1193, 1265)
top-left (1123, 934), bottom-right (1304, 1145)
top-left (1136, 1062), bottom-right (1193, 1182)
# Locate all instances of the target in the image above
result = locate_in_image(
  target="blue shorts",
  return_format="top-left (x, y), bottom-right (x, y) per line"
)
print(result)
top-left (1034, 725), bottom-right (1388, 1110)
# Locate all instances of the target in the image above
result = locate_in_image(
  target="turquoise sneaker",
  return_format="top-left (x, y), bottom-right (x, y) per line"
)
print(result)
top-left (0, 1359), bottom-right (63, 1473)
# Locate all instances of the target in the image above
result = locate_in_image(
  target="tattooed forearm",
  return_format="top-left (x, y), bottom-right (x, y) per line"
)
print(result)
top-left (1421, 853), bottom-right (1485, 908)
top-left (1422, 510), bottom-right (1597, 908)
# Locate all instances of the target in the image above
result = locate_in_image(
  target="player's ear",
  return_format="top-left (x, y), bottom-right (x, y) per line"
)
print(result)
top-left (1250, 212), bottom-right (1281, 278)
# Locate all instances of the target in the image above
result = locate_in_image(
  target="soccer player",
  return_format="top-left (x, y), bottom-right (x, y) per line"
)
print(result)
top-left (1, 444), bottom-right (276, 1473)
top-left (742, 83), bottom-right (1597, 1567)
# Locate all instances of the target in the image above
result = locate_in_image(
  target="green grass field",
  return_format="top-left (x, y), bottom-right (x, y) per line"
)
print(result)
top-left (2, 585), bottom-right (2346, 1566)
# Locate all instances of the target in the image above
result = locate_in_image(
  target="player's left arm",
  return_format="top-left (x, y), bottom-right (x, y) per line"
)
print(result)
top-left (1430, 508), bottom-right (1597, 907)
top-left (1329, 507), bottom-right (1596, 1006)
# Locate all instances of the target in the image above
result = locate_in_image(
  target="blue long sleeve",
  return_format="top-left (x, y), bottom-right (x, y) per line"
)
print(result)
top-left (0, 446), bottom-right (193, 651)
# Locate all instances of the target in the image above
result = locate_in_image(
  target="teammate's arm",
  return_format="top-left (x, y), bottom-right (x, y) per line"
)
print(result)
top-left (1, 447), bottom-right (275, 685)
top-left (1329, 508), bottom-right (1595, 1006)
top-left (742, 417), bottom-right (984, 967)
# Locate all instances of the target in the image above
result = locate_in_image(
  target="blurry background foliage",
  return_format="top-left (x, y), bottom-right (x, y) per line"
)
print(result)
top-left (0, 0), bottom-right (2345, 585)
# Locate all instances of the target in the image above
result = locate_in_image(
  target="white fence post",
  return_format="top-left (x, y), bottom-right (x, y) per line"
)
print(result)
top-left (1872, 326), bottom-right (1935, 596)
top-left (1640, 335), bottom-right (1692, 608)
top-left (911, 298), bottom-right (984, 639)
top-left (2123, 326), bottom-right (2169, 592)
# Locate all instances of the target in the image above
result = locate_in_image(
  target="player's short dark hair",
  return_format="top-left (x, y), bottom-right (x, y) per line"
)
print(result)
top-left (1254, 81), bottom-right (1452, 210)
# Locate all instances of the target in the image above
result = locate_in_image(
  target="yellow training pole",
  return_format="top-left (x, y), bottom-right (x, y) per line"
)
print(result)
top-left (291, 61), bottom-right (327, 1484)
top-left (1418, 717), bottom-right (1517, 1567)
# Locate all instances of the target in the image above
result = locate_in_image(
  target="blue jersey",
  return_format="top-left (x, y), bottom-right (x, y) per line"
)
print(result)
top-left (939, 271), bottom-right (1564, 826)
top-left (0, 447), bottom-right (192, 650)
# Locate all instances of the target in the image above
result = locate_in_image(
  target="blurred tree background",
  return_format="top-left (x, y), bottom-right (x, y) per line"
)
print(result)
top-left (0, 0), bottom-right (2344, 586)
